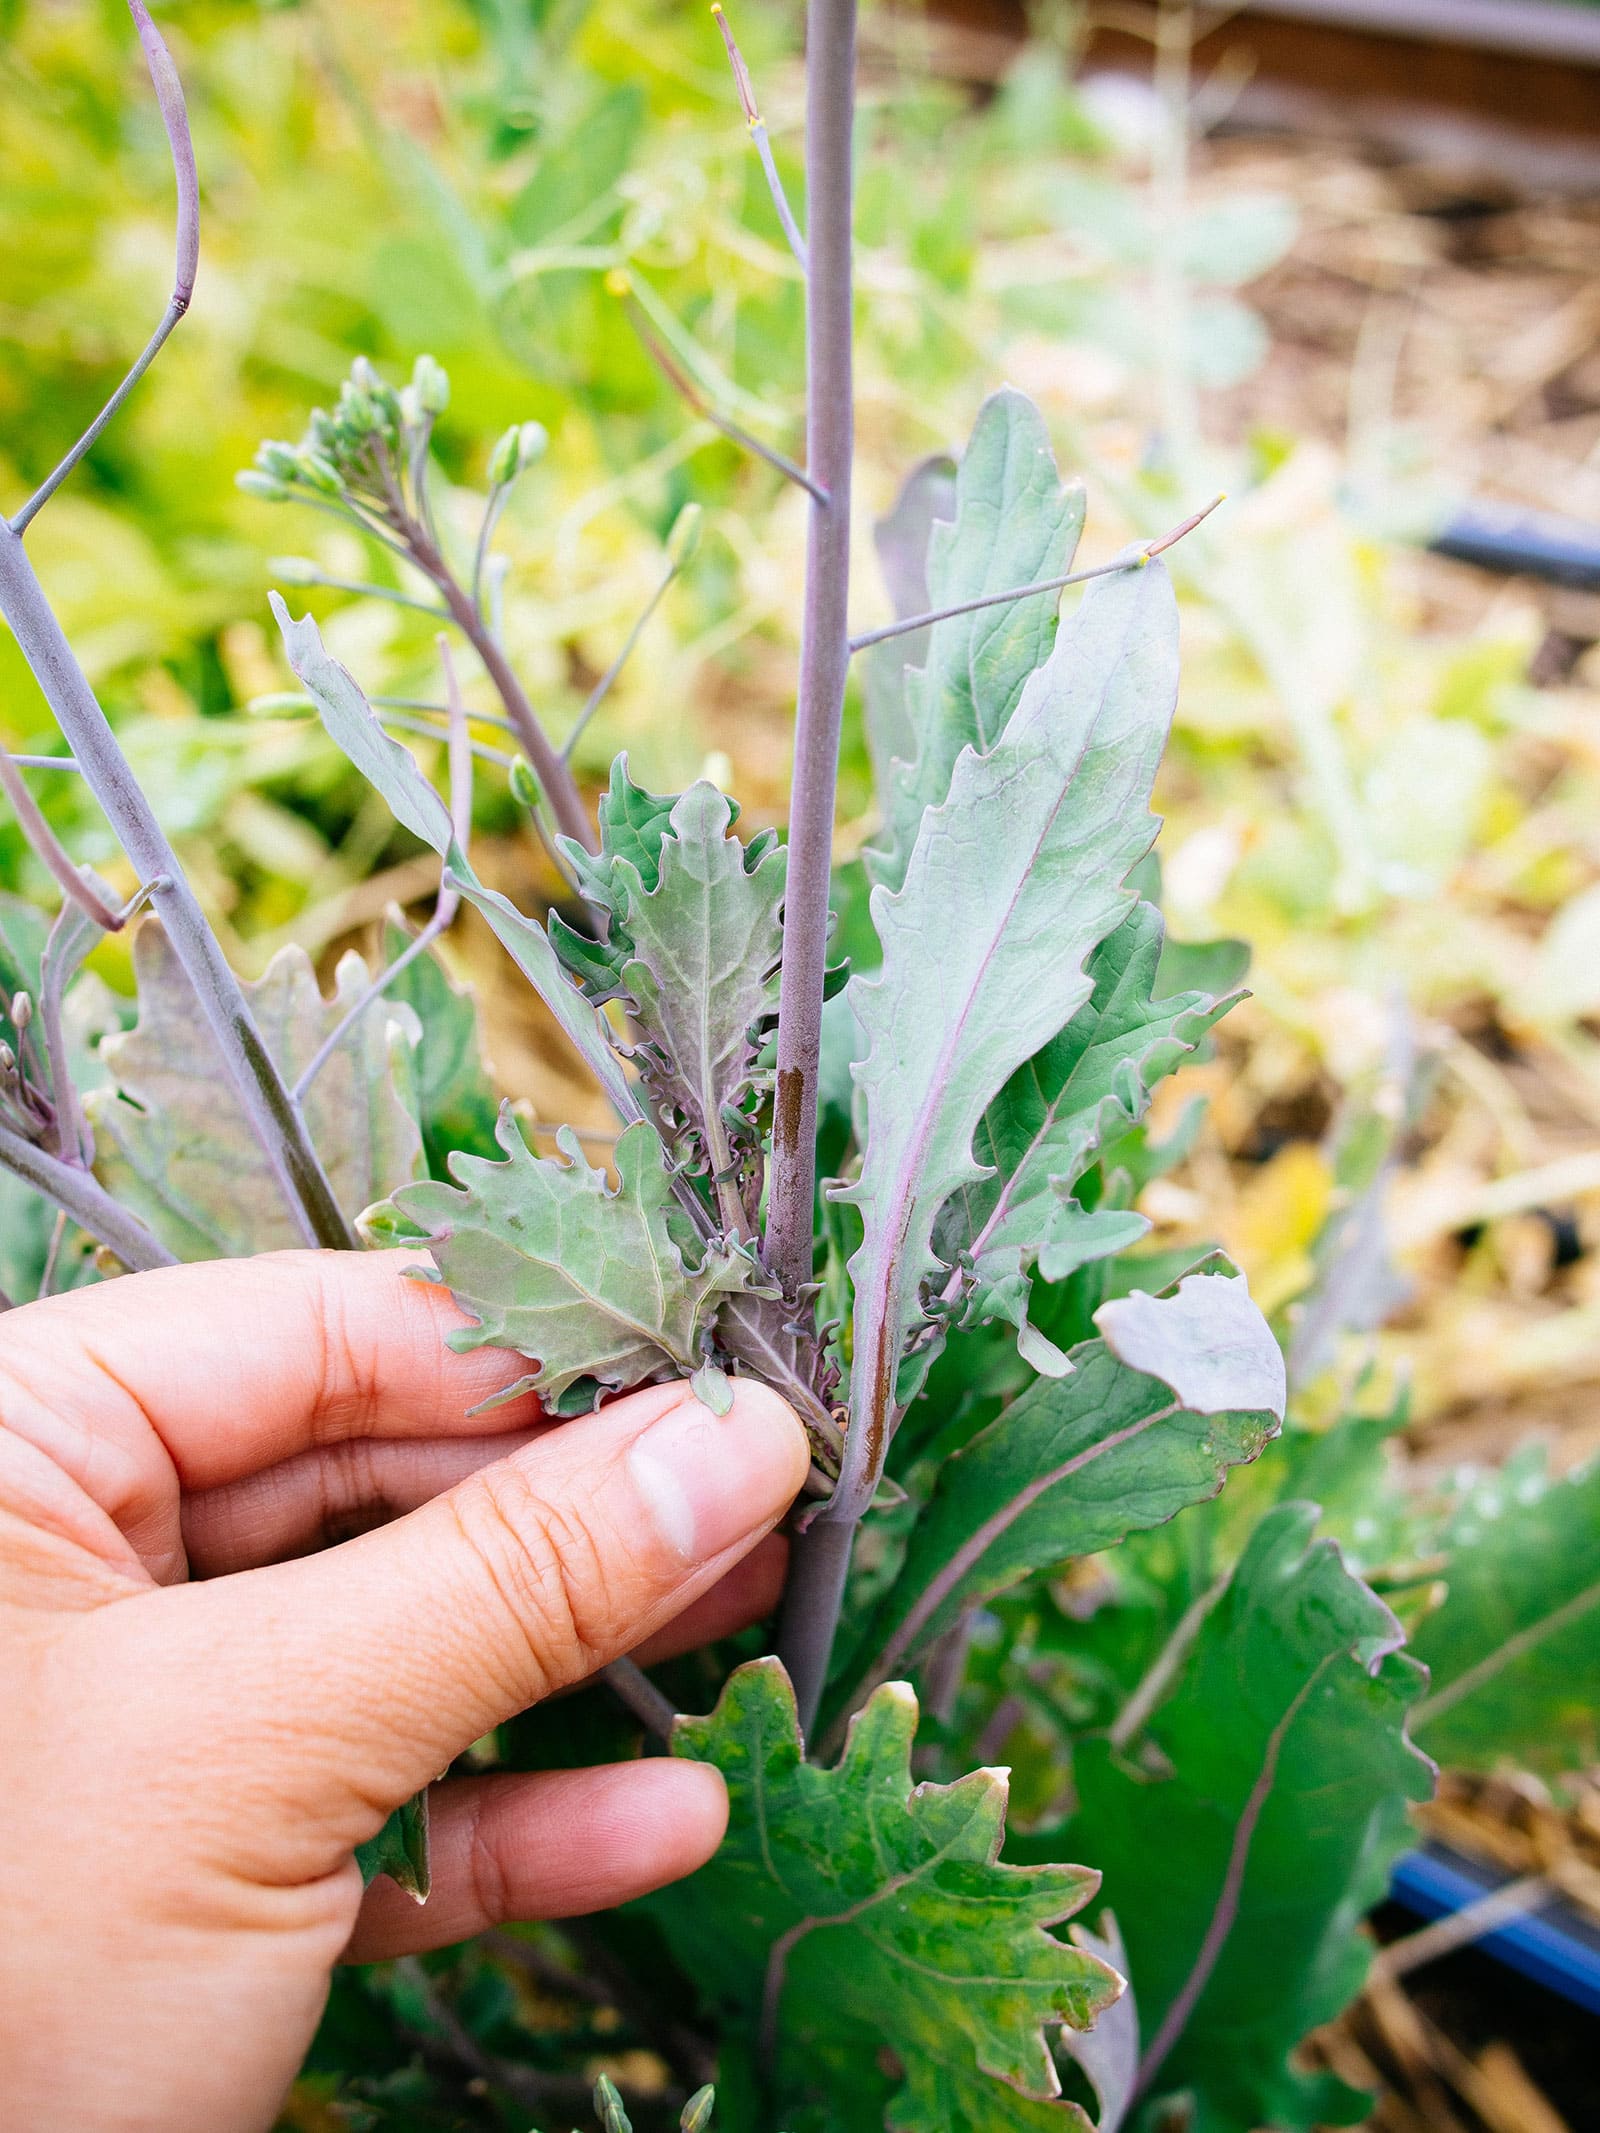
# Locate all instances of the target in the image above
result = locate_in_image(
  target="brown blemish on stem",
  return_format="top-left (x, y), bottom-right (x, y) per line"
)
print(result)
top-left (774, 1064), bottom-right (806, 1161)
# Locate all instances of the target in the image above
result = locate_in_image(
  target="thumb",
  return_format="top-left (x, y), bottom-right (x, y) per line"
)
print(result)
top-left (119, 1376), bottom-right (806, 1866)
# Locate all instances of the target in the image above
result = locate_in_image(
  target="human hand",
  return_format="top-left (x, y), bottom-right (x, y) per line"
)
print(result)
top-left (0, 1250), bottom-right (807, 2133)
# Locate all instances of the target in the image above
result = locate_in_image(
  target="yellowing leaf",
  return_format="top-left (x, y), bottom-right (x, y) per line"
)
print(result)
top-left (88, 920), bottom-right (423, 1260)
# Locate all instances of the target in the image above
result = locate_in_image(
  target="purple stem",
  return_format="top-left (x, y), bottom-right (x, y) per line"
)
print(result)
top-left (401, 519), bottom-right (597, 854)
top-left (0, 521), bottom-right (355, 1251)
top-left (712, 4), bottom-right (809, 271)
top-left (293, 637), bottom-right (473, 1105)
top-left (846, 495), bottom-right (1224, 654)
top-left (1131, 1655), bottom-right (1337, 2101)
top-left (0, 1112), bottom-right (176, 1271)
top-left (0, 747), bottom-right (124, 931)
top-left (769, 0), bottom-right (858, 1740)
top-left (618, 283), bottom-right (826, 504)
top-left (601, 1658), bottom-right (677, 1744)
top-left (561, 559), bottom-right (681, 763)
top-left (10, 1), bottom-right (199, 535)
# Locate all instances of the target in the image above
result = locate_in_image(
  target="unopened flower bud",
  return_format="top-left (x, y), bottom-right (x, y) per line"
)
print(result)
top-left (9, 990), bottom-right (31, 1034)
top-left (412, 353), bottom-right (451, 414)
top-left (350, 355), bottom-right (380, 395)
top-left (269, 556), bottom-right (321, 586)
top-left (487, 426), bottom-right (520, 485)
top-left (489, 421), bottom-right (548, 485)
top-left (339, 385), bottom-right (382, 435)
top-left (508, 754), bottom-right (543, 813)
top-left (666, 501), bottom-right (702, 569)
top-left (256, 441), bottom-right (300, 481)
top-left (516, 419), bottom-right (548, 468)
top-left (296, 451), bottom-right (344, 495)
top-left (236, 470), bottom-right (292, 503)
top-left (0, 1041), bottom-right (16, 1077)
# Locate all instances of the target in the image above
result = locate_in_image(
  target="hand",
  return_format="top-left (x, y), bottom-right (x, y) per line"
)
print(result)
top-left (0, 1250), bottom-right (806, 2133)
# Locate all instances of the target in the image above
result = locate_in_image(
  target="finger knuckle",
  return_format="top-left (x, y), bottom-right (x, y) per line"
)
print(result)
top-left (451, 1459), bottom-right (621, 1699)
top-left (464, 1787), bottom-right (510, 1928)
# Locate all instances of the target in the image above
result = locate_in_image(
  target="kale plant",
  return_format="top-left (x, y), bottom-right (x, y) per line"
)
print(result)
top-left (4, 7), bottom-right (1596, 2131)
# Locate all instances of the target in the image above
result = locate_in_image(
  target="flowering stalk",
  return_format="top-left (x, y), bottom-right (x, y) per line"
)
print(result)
top-left (768, 0), bottom-right (858, 1733)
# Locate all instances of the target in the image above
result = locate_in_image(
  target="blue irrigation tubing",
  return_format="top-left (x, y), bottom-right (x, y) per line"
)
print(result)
top-left (1388, 1844), bottom-right (1600, 2017)
top-left (1429, 501), bottom-right (1600, 592)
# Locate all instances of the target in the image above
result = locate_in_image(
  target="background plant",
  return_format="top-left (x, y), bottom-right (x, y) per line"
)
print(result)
top-left (3, 4), bottom-right (1598, 2130)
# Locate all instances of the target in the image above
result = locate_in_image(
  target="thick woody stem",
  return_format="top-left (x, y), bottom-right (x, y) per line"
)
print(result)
top-left (769, 0), bottom-right (858, 1737)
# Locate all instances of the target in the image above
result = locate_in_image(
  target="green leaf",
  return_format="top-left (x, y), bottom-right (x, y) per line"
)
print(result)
top-left (275, 602), bottom-right (640, 1129)
top-left (716, 1286), bottom-right (842, 1468)
top-left (571, 753), bottom-right (683, 903)
top-left (1409, 1454), bottom-right (1600, 1779)
top-left (1041, 1502), bottom-right (1432, 2133)
top-left (387, 1113), bottom-right (772, 1410)
top-left (272, 594), bottom-right (455, 855)
top-left (609, 782), bottom-right (785, 1180)
top-left (1097, 1271), bottom-right (1287, 1419)
top-left (647, 1658), bottom-right (1118, 2133)
top-left (869, 391), bottom-right (1087, 894)
top-left (842, 557), bottom-right (1180, 1481)
top-left (448, 867), bottom-right (646, 1130)
top-left (833, 1277), bottom-right (1283, 1718)
top-left (383, 915), bottom-right (501, 1176)
top-left (87, 921), bottom-right (424, 1260)
top-left (0, 894), bottom-right (49, 1039)
top-left (938, 902), bottom-right (1240, 1368)
top-left (356, 1789), bottom-right (430, 1903)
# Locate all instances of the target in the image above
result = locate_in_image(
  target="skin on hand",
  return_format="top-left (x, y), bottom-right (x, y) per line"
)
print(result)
top-left (0, 1250), bottom-right (808, 2133)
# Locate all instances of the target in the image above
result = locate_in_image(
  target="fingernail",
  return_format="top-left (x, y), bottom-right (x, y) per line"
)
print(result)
top-left (627, 1383), bottom-right (804, 1562)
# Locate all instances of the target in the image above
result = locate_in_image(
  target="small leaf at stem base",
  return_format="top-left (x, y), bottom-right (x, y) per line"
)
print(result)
top-left (356, 1788), bottom-right (430, 1903)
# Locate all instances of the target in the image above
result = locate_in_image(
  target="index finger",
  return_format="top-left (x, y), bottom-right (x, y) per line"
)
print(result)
top-left (0, 1252), bottom-right (542, 1510)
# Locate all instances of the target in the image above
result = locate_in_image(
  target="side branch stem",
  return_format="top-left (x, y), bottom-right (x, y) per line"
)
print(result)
top-left (0, 1114), bottom-right (177, 1271)
top-left (846, 493), bottom-right (1224, 654)
top-left (768, 0), bottom-right (858, 1742)
top-left (0, 746), bottom-right (124, 930)
top-left (406, 528), bottom-right (597, 854)
top-left (11, 1), bottom-right (198, 535)
top-left (0, 522), bottom-right (355, 1251)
